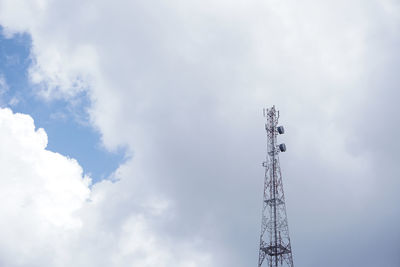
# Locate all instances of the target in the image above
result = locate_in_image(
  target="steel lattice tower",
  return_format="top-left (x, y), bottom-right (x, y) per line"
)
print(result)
top-left (258, 106), bottom-right (294, 267)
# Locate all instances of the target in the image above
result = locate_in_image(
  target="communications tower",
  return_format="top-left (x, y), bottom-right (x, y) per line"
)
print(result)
top-left (258, 106), bottom-right (294, 267)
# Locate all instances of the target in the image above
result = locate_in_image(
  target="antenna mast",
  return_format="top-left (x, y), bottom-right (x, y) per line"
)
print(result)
top-left (258, 106), bottom-right (294, 267)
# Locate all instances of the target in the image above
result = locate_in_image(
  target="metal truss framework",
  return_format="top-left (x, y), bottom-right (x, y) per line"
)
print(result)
top-left (258, 106), bottom-right (294, 267)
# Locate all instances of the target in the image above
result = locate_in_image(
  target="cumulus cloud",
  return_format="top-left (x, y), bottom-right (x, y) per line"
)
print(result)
top-left (0, 108), bottom-right (211, 266)
top-left (0, 108), bottom-right (90, 265)
top-left (0, 0), bottom-right (400, 266)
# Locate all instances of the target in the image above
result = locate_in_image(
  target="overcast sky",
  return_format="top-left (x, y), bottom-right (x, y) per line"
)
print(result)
top-left (0, 0), bottom-right (399, 266)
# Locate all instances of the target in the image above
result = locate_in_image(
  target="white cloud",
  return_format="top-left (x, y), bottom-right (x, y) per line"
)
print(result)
top-left (0, 0), bottom-right (400, 266)
top-left (0, 108), bottom-right (89, 264)
top-left (0, 108), bottom-right (211, 266)
top-left (8, 96), bottom-right (19, 106)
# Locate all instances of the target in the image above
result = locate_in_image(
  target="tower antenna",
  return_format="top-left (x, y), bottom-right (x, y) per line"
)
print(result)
top-left (258, 106), bottom-right (294, 267)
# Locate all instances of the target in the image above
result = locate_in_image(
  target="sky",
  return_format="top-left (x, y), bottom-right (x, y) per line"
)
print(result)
top-left (0, 0), bottom-right (399, 266)
top-left (0, 26), bottom-right (125, 181)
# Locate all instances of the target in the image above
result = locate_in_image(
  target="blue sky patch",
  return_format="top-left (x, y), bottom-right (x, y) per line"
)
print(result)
top-left (0, 26), bottom-right (125, 182)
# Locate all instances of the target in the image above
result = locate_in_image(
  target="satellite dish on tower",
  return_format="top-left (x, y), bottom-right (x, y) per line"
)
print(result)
top-left (279, 143), bottom-right (286, 152)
